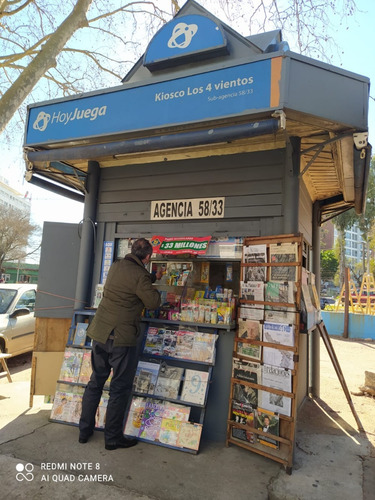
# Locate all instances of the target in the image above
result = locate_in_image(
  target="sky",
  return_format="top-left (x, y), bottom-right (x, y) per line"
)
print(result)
top-left (1, 0), bottom-right (374, 232)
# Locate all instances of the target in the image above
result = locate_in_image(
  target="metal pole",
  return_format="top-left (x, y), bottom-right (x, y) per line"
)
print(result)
top-left (310, 201), bottom-right (321, 397)
top-left (343, 267), bottom-right (349, 338)
top-left (74, 161), bottom-right (100, 311)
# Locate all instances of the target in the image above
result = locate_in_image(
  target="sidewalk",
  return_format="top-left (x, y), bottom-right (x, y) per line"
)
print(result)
top-left (0, 337), bottom-right (374, 500)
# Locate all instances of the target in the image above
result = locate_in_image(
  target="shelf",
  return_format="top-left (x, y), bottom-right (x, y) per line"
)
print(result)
top-left (141, 317), bottom-right (235, 331)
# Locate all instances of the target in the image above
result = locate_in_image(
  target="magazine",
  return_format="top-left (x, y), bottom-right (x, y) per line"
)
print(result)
top-left (133, 360), bottom-right (160, 394)
top-left (176, 422), bottom-right (203, 451)
top-left (58, 347), bottom-right (84, 383)
top-left (174, 330), bottom-right (195, 359)
top-left (154, 362), bottom-right (184, 400)
top-left (240, 281), bottom-right (264, 321)
top-left (158, 417), bottom-right (183, 446)
top-left (92, 284), bottom-right (104, 308)
top-left (265, 281), bottom-right (295, 305)
top-left (232, 358), bottom-right (261, 385)
top-left (72, 322), bottom-right (88, 346)
top-left (50, 389), bottom-right (73, 422)
top-left (269, 242), bottom-right (298, 281)
top-left (180, 369), bottom-right (209, 405)
top-left (162, 330), bottom-right (178, 357)
top-left (158, 402), bottom-right (190, 446)
top-left (78, 349), bottom-right (92, 384)
top-left (139, 399), bottom-right (165, 442)
top-left (263, 346), bottom-right (294, 370)
top-left (231, 400), bottom-right (256, 444)
top-left (237, 341), bottom-right (261, 361)
top-left (238, 304), bottom-right (264, 321)
top-left (95, 392), bottom-right (109, 428)
top-left (257, 408), bottom-right (280, 449)
top-left (191, 332), bottom-right (217, 363)
top-left (243, 244), bottom-right (267, 282)
top-left (123, 396), bottom-right (147, 437)
top-left (237, 318), bottom-right (261, 341)
top-left (143, 327), bottom-right (164, 356)
top-left (263, 321), bottom-right (294, 347)
top-left (233, 382), bottom-right (258, 407)
top-left (260, 363), bottom-right (292, 416)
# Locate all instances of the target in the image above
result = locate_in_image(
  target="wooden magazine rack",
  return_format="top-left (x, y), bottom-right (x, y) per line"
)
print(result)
top-left (226, 234), bottom-right (304, 474)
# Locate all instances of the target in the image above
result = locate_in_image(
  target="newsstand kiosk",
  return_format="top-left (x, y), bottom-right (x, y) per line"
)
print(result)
top-left (25, 0), bottom-right (371, 471)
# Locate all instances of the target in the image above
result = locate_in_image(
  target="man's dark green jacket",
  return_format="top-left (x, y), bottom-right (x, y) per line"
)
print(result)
top-left (87, 253), bottom-right (161, 346)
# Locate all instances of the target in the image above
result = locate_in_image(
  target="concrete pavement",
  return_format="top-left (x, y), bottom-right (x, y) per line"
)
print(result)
top-left (0, 337), bottom-right (374, 500)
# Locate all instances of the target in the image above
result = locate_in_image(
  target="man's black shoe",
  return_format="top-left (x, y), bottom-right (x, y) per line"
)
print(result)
top-left (78, 432), bottom-right (93, 444)
top-left (105, 437), bottom-right (138, 450)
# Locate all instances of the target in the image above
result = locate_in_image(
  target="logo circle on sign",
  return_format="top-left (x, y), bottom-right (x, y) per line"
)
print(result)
top-left (167, 23), bottom-right (198, 49)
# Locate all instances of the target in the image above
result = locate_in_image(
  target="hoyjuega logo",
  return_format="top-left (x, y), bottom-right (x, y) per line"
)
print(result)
top-left (32, 105), bottom-right (107, 132)
top-left (168, 22), bottom-right (198, 49)
top-left (16, 463), bottom-right (34, 482)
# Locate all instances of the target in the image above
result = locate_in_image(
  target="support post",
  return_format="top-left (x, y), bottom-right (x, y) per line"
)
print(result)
top-left (74, 161), bottom-right (100, 311)
top-left (310, 201), bottom-right (321, 397)
top-left (283, 136), bottom-right (301, 234)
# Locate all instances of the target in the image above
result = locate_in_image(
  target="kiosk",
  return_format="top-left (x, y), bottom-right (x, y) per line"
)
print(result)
top-left (25, 0), bottom-right (371, 469)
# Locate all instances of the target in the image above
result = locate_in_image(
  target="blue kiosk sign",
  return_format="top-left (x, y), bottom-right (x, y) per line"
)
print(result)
top-left (26, 57), bottom-right (282, 146)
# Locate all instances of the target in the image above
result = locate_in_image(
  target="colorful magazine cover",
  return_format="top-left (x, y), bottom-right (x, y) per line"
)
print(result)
top-left (174, 330), bottom-right (195, 359)
top-left (124, 396), bottom-right (147, 437)
top-left (139, 399), bottom-right (165, 442)
top-left (231, 400), bottom-right (256, 444)
top-left (162, 330), bottom-right (178, 357)
top-left (257, 408), bottom-right (280, 449)
top-left (78, 349), bottom-right (92, 384)
top-left (191, 332), bottom-right (217, 363)
top-left (143, 327), bottom-right (164, 356)
top-left (58, 347), bottom-right (84, 383)
top-left (133, 360), bottom-right (160, 394)
top-left (181, 369), bottom-right (209, 405)
top-left (72, 322), bottom-right (88, 346)
top-left (176, 422), bottom-right (203, 451)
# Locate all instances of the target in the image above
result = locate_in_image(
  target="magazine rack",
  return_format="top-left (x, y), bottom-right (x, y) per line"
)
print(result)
top-left (226, 234), bottom-right (305, 474)
top-left (125, 318), bottom-right (219, 454)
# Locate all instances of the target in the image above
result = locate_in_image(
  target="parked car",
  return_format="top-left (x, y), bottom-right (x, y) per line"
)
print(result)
top-left (0, 284), bottom-right (37, 357)
top-left (320, 296), bottom-right (336, 310)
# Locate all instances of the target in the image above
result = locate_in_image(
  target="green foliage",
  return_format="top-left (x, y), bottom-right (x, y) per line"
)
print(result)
top-left (320, 250), bottom-right (339, 282)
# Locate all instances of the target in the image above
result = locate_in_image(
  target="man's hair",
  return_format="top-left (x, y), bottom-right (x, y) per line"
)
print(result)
top-left (131, 238), bottom-right (153, 260)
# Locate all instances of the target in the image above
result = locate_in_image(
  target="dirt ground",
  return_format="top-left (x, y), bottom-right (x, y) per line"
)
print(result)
top-left (318, 336), bottom-right (375, 450)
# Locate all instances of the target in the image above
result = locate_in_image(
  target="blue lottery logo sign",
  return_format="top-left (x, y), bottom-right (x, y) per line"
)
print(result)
top-left (144, 14), bottom-right (228, 69)
top-left (26, 58), bottom-right (273, 146)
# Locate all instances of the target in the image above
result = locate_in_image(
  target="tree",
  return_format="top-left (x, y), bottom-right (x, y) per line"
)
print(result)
top-left (358, 157), bottom-right (375, 273)
top-left (320, 249), bottom-right (338, 284)
top-left (0, 0), bottom-right (359, 136)
top-left (0, 206), bottom-right (39, 268)
top-left (332, 209), bottom-right (357, 287)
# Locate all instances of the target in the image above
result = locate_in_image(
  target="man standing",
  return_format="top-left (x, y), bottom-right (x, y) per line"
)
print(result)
top-left (79, 238), bottom-right (161, 450)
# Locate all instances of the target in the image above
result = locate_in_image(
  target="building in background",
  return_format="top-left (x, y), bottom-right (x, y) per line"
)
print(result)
top-left (0, 177), bottom-right (37, 283)
top-left (0, 176), bottom-right (31, 214)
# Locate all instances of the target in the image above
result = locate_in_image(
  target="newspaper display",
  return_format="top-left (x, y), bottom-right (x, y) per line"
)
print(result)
top-left (243, 244), bottom-right (267, 281)
top-left (260, 363), bottom-right (292, 416)
top-left (269, 242), bottom-right (298, 281)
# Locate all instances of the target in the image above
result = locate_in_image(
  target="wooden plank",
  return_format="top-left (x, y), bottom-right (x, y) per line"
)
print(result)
top-left (33, 351), bottom-right (65, 395)
top-left (34, 318), bottom-right (71, 351)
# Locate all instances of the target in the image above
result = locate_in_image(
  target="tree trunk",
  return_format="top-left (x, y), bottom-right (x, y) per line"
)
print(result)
top-left (0, 0), bottom-right (93, 134)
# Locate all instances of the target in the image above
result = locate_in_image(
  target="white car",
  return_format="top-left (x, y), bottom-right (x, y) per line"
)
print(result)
top-left (0, 283), bottom-right (37, 357)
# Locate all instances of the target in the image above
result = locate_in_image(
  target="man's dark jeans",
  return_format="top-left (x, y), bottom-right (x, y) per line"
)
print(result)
top-left (79, 338), bottom-right (137, 442)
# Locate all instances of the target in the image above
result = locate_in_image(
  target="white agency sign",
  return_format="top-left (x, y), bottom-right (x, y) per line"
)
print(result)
top-left (151, 197), bottom-right (225, 220)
